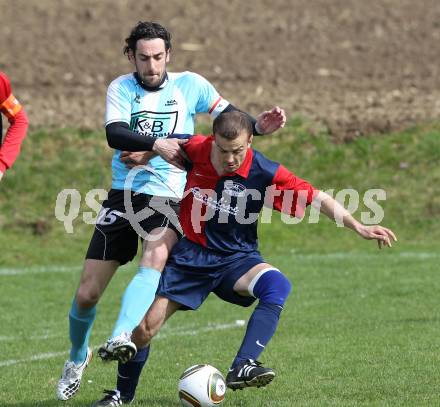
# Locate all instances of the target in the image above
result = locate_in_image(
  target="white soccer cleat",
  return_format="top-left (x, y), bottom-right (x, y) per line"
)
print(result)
top-left (56, 347), bottom-right (92, 400)
top-left (97, 332), bottom-right (137, 364)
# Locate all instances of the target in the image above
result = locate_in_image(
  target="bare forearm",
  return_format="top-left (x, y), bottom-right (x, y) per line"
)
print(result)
top-left (312, 191), bottom-right (397, 248)
top-left (314, 191), bottom-right (362, 233)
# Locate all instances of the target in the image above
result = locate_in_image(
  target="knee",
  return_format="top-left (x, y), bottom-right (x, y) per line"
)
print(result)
top-left (140, 249), bottom-right (169, 271)
top-left (75, 284), bottom-right (100, 308)
top-left (274, 272), bottom-right (292, 301)
top-left (251, 269), bottom-right (292, 306)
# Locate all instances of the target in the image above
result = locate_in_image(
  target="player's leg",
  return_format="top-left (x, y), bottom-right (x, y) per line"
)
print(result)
top-left (110, 227), bottom-right (179, 337)
top-left (92, 296), bottom-right (181, 407)
top-left (216, 260), bottom-right (292, 390)
top-left (94, 238), bottom-right (214, 406)
top-left (97, 295), bottom-right (181, 363)
top-left (96, 196), bottom-right (181, 405)
top-left (72, 260), bottom-right (119, 358)
top-left (57, 189), bottom-right (138, 401)
top-left (110, 228), bottom-right (179, 404)
top-left (99, 237), bottom-right (215, 362)
top-left (232, 263), bottom-right (291, 364)
top-left (130, 242), bottom-right (217, 349)
top-left (133, 295), bottom-right (181, 345)
top-left (56, 259), bottom-right (119, 401)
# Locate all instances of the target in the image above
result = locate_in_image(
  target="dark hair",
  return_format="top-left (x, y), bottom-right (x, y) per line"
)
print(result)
top-left (124, 21), bottom-right (172, 55)
top-left (213, 111), bottom-right (253, 140)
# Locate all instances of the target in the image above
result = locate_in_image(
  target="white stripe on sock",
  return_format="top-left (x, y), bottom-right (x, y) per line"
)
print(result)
top-left (247, 268), bottom-right (280, 297)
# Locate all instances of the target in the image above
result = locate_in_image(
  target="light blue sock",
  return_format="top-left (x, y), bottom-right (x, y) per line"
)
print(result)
top-left (69, 298), bottom-right (96, 364)
top-left (112, 266), bottom-right (161, 338)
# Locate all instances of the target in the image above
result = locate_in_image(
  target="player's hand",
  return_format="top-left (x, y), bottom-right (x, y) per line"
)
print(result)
top-left (0, 170), bottom-right (3, 181)
top-left (255, 106), bottom-right (286, 135)
top-left (152, 138), bottom-right (189, 170)
top-left (357, 225), bottom-right (397, 249)
top-left (120, 151), bottom-right (155, 168)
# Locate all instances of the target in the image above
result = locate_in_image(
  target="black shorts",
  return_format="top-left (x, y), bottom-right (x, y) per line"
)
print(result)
top-left (86, 189), bottom-right (182, 265)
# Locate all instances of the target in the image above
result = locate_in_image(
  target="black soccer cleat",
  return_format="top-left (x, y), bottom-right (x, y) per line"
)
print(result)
top-left (91, 389), bottom-right (133, 406)
top-left (226, 360), bottom-right (275, 390)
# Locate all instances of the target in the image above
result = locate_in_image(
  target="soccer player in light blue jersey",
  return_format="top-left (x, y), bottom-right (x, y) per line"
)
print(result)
top-left (56, 21), bottom-right (286, 404)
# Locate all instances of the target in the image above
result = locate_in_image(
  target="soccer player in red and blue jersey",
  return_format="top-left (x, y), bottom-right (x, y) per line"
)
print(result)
top-left (0, 72), bottom-right (28, 181)
top-left (100, 111), bottom-right (397, 391)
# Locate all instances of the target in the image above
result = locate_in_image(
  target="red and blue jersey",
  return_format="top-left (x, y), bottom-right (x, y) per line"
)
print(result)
top-left (180, 135), bottom-right (318, 253)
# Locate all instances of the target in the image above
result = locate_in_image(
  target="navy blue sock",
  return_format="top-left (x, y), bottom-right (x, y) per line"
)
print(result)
top-left (117, 346), bottom-right (150, 401)
top-left (231, 303), bottom-right (282, 368)
top-left (231, 269), bottom-right (291, 368)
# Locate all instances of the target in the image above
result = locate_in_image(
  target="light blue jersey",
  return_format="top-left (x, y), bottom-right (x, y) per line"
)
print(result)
top-left (105, 72), bottom-right (229, 197)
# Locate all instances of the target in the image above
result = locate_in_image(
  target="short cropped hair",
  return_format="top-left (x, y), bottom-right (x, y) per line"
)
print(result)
top-left (213, 111), bottom-right (253, 140)
top-left (124, 21), bottom-right (172, 55)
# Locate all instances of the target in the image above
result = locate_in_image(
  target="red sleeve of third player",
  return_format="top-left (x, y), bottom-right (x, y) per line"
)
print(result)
top-left (0, 72), bottom-right (12, 104)
top-left (269, 164), bottom-right (319, 218)
top-left (0, 72), bottom-right (28, 172)
top-left (0, 109), bottom-right (29, 172)
top-left (0, 72), bottom-right (23, 121)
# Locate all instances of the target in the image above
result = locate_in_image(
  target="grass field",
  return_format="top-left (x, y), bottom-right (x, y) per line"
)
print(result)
top-left (0, 119), bottom-right (439, 406)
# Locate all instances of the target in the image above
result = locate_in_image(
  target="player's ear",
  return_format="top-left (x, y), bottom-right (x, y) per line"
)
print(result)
top-left (127, 49), bottom-right (135, 64)
top-left (165, 50), bottom-right (171, 63)
top-left (248, 134), bottom-right (253, 147)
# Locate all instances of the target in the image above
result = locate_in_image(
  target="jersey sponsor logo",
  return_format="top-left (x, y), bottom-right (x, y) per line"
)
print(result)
top-left (130, 110), bottom-right (178, 138)
top-left (165, 99), bottom-right (178, 106)
top-left (223, 180), bottom-right (246, 197)
top-left (191, 187), bottom-right (239, 216)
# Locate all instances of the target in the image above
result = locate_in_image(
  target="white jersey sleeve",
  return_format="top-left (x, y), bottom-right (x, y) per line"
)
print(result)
top-left (105, 75), bottom-right (133, 126)
top-left (191, 73), bottom-right (230, 118)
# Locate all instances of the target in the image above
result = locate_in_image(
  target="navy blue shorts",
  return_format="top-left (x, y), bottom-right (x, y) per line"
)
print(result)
top-left (157, 238), bottom-right (265, 310)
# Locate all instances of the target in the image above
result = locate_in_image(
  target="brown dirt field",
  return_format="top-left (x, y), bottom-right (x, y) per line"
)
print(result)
top-left (1, 0), bottom-right (439, 139)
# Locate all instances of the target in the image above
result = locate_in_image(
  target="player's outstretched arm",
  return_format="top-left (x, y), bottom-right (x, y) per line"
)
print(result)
top-left (223, 104), bottom-right (285, 136)
top-left (314, 191), bottom-right (397, 249)
top-left (255, 106), bottom-right (286, 135)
